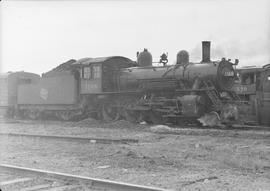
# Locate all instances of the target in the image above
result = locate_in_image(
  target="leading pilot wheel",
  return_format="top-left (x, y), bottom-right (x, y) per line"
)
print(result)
top-left (102, 103), bottom-right (120, 122)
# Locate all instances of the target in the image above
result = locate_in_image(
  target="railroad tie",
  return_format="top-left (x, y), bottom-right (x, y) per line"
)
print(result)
top-left (19, 183), bottom-right (52, 191)
top-left (0, 177), bottom-right (33, 186)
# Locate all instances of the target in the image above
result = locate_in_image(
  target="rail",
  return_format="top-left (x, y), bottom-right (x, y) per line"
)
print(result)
top-left (0, 164), bottom-right (170, 191)
top-left (0, 133), bottom-right (138, 144)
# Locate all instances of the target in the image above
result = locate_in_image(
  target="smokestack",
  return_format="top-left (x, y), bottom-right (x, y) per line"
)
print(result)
top-left (202, 41), bottom-right (211, 62)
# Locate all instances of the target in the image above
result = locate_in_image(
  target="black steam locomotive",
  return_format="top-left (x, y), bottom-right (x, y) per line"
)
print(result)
top-left (0, 41), bottom-right (240, 126)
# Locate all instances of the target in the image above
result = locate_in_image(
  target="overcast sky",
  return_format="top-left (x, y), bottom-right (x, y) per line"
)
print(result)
top-left (0, 0), bottom-right (269, 74)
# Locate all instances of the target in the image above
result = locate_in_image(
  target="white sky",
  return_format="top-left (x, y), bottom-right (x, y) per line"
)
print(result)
top-left (0, 0), bottom-right (270, 74)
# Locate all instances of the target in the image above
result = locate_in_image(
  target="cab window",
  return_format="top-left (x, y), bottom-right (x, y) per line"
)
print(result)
top-left (92, 65), bottom-right (101, 79)
top-left (241, 73), bottom-right (255, 85)
top-left (82, 67), bottom-right (91, 79)
top-left (81, 65), bottom-right (101, 79)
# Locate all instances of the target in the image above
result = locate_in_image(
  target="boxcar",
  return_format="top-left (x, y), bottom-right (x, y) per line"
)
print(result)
top-left (232, 64), bottom-right (270, 125)
top-left (0, 71), bottom-right (40, 117)
top-left (257, 65), bottom-right (270, 125)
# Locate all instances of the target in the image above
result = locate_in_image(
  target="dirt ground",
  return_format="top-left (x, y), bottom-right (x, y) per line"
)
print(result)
top-left (0, 119), bottom-right (270, 190)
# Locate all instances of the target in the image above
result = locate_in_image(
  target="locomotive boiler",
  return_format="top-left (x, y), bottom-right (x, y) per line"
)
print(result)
top-left (119, 49), bottom-right (235, 92)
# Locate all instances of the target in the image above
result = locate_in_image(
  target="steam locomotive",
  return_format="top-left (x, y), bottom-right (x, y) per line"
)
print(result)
top-left (0, 41), bottom-right (240, 126)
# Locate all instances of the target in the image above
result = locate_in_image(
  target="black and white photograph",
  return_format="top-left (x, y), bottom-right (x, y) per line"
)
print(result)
top-left (0, 0), bottom-right (270, 190)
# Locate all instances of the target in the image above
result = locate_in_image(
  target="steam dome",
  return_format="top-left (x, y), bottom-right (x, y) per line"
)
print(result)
top-left (176, 50), bottom-right (189, 65)
top-left (137, 48), bottom-right (152, 67)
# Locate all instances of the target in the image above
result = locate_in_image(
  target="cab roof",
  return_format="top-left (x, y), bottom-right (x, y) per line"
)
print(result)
top-left (0, 71), bottom-right (39, 79)
top-left (72, 56), bottom-right (134, 66)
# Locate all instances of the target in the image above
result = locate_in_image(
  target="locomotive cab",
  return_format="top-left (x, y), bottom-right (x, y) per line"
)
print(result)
top-left (80, 63), bottom-right (102, 94)
top-left (73, 56), bottom-right (135, 95)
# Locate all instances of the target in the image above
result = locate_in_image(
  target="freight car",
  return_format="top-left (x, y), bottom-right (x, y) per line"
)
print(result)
top-left (232, 64), bottom-right (270, 125)
top-left (14, 41), bottom-right (240, 126)
top-left (0, 71), bottom-right (40, 117)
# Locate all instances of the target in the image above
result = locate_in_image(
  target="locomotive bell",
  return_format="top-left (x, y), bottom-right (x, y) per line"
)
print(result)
top-left (137, 48), bottom-right (152, 67)
top-left (176, 50), bottom-right (189, 65)
top-left (202, 41), bottom-right (211, 62)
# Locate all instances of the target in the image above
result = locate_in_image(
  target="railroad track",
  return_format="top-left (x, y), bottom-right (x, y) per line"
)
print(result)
top-left (1, 118), bottom-right (269, 131)
top-left (0, 133), bottom-right (138, 144)
top-left (150, 124), bottom-right (270, 139)
top-left (1, 126), bottom-right (269, 145)
top-left (169, 124), bottom-right (270, 132)
top-left (0, 164), bottom-right (169, 191)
